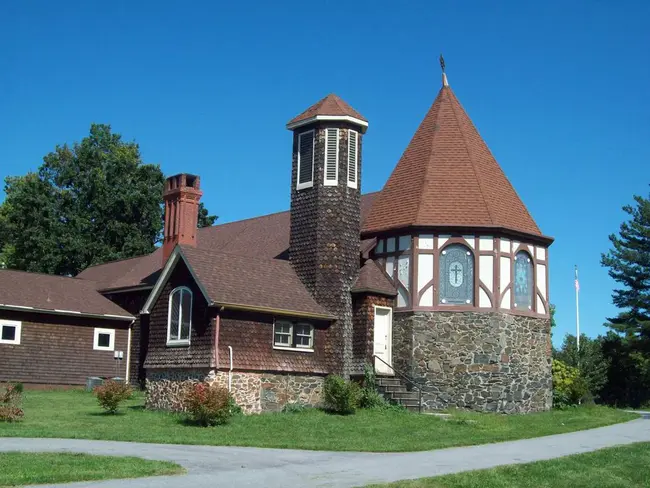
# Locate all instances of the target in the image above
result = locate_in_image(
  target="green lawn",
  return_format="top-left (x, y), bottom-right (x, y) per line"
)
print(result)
top-left (0, 390), bottom-right (638, 452)
top-left (365, 442), bottom-right (650, 487)
top-left (0, 452), bottom-right (183, 487)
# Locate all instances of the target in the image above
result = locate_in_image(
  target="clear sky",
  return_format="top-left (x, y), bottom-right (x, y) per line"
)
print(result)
top-left (1, 1), bottom-right (649, 345)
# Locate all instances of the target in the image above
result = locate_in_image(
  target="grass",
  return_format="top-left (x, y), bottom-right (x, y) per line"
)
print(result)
top-left (365, 442), bottom-right (650, 487)
top-left (0, 452), bottom-right (183, 487)
top-left (0, 390), bottom-right (638, 452)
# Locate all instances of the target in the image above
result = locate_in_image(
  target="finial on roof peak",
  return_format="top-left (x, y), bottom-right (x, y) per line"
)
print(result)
top-left (439, 54), bottom-right (449, 87)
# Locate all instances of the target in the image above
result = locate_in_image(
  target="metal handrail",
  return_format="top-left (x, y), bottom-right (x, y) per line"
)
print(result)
top-left (372, 355), bottom-right (422, 413)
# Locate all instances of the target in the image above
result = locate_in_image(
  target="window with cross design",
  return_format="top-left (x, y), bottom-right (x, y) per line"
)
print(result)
top-left (439, 244), bottom-right (474, 305)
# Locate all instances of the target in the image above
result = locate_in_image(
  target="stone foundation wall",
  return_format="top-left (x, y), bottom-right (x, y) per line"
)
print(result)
top-left (393, 311), bottom-right (552, 413)
top-left (145, 369), bottom-right (324, 413)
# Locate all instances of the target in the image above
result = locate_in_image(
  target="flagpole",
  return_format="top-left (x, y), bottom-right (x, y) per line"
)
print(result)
top-left (575, 265), bottom-right (580, 353)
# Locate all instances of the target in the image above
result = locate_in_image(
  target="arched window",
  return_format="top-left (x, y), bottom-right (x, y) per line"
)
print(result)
top-left (439, 244), bottom-right (474, 305)
top-left (167, 286), bottom-right (192, 345)
top-left (514, 251), bottom-right (534, 310)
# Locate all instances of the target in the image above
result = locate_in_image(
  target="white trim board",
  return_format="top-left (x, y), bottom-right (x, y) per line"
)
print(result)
top-left (286, 115), bottom-right (368, 131)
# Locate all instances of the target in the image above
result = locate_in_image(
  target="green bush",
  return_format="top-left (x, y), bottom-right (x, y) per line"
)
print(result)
top-left (323, 375), bottom-right (360, 414)
top-left (282, 402), bottom-right (307, 414)
top-left (552, 359), bottom-right (590, 408)
top-left (183, 383), bottom-right (232, 426)
top-left (93, 380), bottom-right (133, 414)
top-left (358, 387), bottom-right (386, 409)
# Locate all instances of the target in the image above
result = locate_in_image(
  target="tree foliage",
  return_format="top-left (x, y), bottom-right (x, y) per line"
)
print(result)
top-left (0, 124), bottom-right (217, 275)
top-left (197, 202), bottom-right (217, 228)
top-left (600, 189), bottom-right (650, 407)
top-left (554, 333), bottom-right (608, 400)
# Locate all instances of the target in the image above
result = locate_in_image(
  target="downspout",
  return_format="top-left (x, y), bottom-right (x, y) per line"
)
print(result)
top-left (228, 346), bottom-right (233, 392)
top-left (213, 312), bottom-right (221, 369)
top-left (125, 320), bottom-right (133, 384)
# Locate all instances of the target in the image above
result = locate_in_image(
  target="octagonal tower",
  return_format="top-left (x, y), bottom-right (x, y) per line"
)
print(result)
top-left (363, 70), bottom-right (554, 413)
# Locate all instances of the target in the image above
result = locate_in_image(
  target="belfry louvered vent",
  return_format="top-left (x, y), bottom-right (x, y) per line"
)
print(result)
top-left (297, 130), bottom-right (314, 190)
top-left (324, 128), bottom-right (339, 186)
top-left (347, 129), bottom-right (358, 188)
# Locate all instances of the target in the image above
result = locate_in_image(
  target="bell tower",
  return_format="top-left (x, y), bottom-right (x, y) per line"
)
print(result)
top-left (286, 94), bottom-right (368, 376)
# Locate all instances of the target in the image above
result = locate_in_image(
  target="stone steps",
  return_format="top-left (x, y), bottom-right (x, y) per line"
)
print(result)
top-left (376, 376), bottom-right (422, 412)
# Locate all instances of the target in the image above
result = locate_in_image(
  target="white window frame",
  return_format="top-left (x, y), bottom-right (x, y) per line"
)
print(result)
top-left (297, 130), bottom-right (315, 190)
top-left (347, 129), bottom-right (358, 189)
top-left (167, 286), bottom-right (193, 346)
top-left (294, 323), bottom-right (314, 349)
top-left (323, 128), bottom-right (339, 186)
top-left (273, 320), bottom-right (314, 352)
top-left (0, 320), bottom-right (21, 345)
top-left (93, 328), bottom-right (115, 351)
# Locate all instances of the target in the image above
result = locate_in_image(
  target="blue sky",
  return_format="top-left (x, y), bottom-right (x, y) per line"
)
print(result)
top-left (1, 1), bottom-right (649, 345)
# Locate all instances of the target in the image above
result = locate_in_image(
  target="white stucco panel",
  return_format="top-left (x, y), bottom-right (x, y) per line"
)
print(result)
top-left (500, 256), bottom-right (511, 291)
top-left (500, 238), bottom-right (510, 253)
top-left (501, 289), bottom-right (511, 310)
top-left (385, 256), bottom-right (395, 279)
top-left (438, 235), bottom-right (450, 248)
top-left (419, 286), bottom-right (433, 307)
top-left (536, 246), bottom-right (546, 261)
top-left (418, 234), bottom-right (434, 249)
top-left (479, 287), bottom-right (492, 308)
top-left (479, 255), bottom-right (494, 293)
top-left (463, 235), bottom-right (475, 248)
top-left (527, 245), bottom-right (534, 255)
top-left (418, 254), bottom-right (434, 292)
top-left (537, 295), bottom-right (546, 315)
top-left (397, 288), bottom-right (408, 308)
top-left (479, 236), bottom-right (493, 251)
top-left (536, 263), bottom-right (547, 299)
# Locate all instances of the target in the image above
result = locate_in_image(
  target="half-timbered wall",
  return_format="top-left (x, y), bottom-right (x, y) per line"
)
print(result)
top-left (373, 234), bottom-right (549, 317)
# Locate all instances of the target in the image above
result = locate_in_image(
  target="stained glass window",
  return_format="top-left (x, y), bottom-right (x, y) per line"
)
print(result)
top-left (514, 251), bottom-right (534, 310)
top-left (439, 244), bottom-right (474, 305)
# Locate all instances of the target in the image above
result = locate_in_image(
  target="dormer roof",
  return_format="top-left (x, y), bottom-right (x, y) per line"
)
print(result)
top-left (286, 94), bottom-right (368, 131)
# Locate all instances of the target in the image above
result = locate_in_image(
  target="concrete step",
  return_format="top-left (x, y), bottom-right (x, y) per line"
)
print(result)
top-left (389, 392), bottom-right (420, 401)
top-left (379, 385), bottom-right (408, 393)
top-left (377, 377), bottom-right (401, 386)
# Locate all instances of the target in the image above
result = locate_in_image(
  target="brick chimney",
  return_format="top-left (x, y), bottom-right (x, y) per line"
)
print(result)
top-left (162, 174), bottom-right (203, 264)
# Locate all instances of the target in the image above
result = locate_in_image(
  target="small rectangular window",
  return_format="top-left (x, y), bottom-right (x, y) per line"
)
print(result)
top-left (274, 321), bottom-right (293, 346)
top-left (324, 128), bottom-right (339, 186)
top-left (294, 323), bottom-right (314, 349)
top-left (0, 320), bottom-right (21, 345)
top-left (297, 130), bottom-right (315, 190)
top-left (347, 129), bottom-right (358, 188)
top-left (93, 328), bottom-right (115, 351)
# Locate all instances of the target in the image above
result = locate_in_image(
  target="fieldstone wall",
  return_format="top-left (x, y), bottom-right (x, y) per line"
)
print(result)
top-left (393, 311), bottom-right (552, 413)
top-left (145, 369), bottom-right (324, 413)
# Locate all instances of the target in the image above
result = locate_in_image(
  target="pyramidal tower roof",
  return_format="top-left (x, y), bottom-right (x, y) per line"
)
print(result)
top-left (363, 70), bottom-right (547, 240)
top-left (286, 93), bottom-right (368, 131)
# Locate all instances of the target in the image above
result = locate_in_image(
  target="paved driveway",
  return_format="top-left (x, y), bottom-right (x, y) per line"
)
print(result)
top-left (1, 414), bottom-right (649, 488)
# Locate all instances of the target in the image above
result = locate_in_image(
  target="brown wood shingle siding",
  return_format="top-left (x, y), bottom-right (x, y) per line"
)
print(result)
top-left (0, 311), bottom-right (128, 385)
top-left (217, 310), bottom-right (332, 374)
top-left (143, 260), bottom-right (214, 369)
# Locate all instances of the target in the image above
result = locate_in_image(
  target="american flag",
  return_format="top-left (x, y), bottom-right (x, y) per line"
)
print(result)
top-left (575, 266), bottom-right (580, 292)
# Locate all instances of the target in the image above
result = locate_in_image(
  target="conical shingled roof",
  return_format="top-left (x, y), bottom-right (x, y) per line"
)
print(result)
top-left (363, 81), bottom-right (544, 238)
top-left (287, 93), bottom-right (367, 126)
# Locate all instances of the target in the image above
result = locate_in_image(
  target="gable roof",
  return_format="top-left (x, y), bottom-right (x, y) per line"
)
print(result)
top-left (143, 246), bottom-right (332, 320)
top-left (363, 81), bottom-right (549, 241)
top-left (0, 269), bottom-right (133, 320)
top-left (78, 192), bottom-right (379, 292)
top-left (351, 260), bottom-right (397, 296)
top-left (286, 94), bottom-right (368, 130)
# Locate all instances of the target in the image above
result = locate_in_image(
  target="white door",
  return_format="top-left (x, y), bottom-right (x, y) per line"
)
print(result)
top-left (373, 306), bottom-right (393, 375)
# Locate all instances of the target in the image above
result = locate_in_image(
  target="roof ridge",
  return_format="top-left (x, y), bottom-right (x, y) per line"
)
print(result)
top-left (446, 87), bottom-right (496, 226)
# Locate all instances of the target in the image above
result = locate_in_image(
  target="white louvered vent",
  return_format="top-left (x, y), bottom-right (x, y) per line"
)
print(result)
top-left (324, 128), bottom-right (339, 186)
top-left (297, 130), bottom-right (314, 190)
top-left (347, 129), bottom-right (358, 188)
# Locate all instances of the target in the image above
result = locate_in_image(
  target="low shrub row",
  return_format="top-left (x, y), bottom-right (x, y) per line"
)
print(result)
top-left (0, 382), bottom-right (24, 422)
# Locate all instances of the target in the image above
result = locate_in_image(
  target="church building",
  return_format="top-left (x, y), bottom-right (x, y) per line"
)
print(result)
top-left (0, 66), bottom-right (553, 413)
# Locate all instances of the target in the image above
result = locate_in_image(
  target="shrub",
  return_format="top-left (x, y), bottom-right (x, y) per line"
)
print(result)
top-left (183, 383), bottom-right (232, 426)
top-left (228, 396), bottom-right (243, 415)
top-left (93, 380), bottom-right (133, 414)
top-left (0, 383), bottom-right (24, 422)
top-left (282, 402), bottom-right (307, 414)
top-left (552, 359), bottom-right (590, 408)
top-left (358, 387), bottom-right (386, 409)
top-left (323, 375), bottom-right (360, 414)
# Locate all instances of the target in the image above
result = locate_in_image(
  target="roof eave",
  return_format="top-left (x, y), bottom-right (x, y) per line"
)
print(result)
top-left (286, 115), bottom-right (369, 133)
top-left (0, 304), bottom-right (134, 322)
top-left (350, 287), bottom-right (397, 297)
top-left (210, 301), bottom-right (334, 321)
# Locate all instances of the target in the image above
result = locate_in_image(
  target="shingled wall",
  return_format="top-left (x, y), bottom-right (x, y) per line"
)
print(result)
top-left (289, 124), bottom-right (363, 377)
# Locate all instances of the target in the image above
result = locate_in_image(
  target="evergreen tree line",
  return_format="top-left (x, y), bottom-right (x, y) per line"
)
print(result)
top-left (554, 188), bottom-right (650, 408)
top-left (0, 124), bottom-right (217, 276)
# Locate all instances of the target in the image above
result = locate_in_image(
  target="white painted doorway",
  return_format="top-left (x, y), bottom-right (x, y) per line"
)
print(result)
top-left (373, 306), bottom-right (393, 375)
